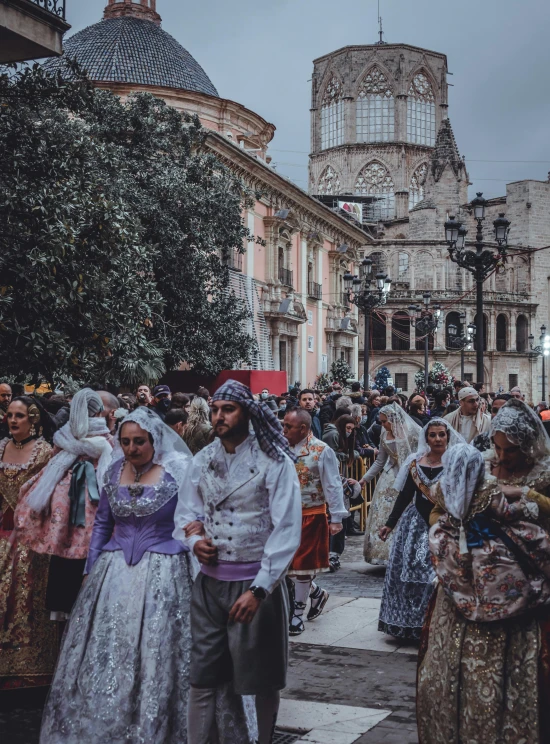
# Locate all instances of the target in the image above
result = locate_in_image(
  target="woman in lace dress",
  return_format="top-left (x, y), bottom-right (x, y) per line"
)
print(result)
top-left (360, 404), bottom-right (421, 565)
top-left (377, 419), bottom-right (463, 640)
top-left (418, 400), bottom-right (550, 744)
top-left (40, 407), bottom-right (254, 744)
top-left (0, 396), bottom-right (54, 690)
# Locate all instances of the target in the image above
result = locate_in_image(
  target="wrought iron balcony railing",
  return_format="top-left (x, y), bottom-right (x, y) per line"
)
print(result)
top-left (29, 0), bottom-right (66, 19)
top-left (279, 267), bottom-right (293, 288)
top-left (308, 281), bottom-right (323, 300)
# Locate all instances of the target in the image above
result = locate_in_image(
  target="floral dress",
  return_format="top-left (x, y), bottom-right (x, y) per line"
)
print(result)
top-left (0, 437), bottom-right (55, 690)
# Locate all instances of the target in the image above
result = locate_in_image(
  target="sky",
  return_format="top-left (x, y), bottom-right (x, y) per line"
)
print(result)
top-left (65, 0), bottom-right (550, 199)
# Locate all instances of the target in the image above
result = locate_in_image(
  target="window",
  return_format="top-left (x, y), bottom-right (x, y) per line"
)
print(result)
top-left (372, 314), bottom-right (386, 350)
top-left (409, 163), bottom-right (428, 210)
top-left (516, 315), bottom-right (528, 352)
top-left (356, 67), bottom-right (394, 143)
top-left (308, 335), bottom-right (314, 352)
top-left (394, 373), bottom-right (408, 392)
top-left (509, 374), bottom-right (518, 389)
top-left (398, 252), bottom-right (410, 281)
top-left (407, 73), bottom-right (436, 146)
top-left (464, 373), bottom-right (474, 383)
top-left (321, 76), bottom-right (344, 149)
top-left (445, 311), bottom-right (462, 348)
top-left (307, 310), bottom-right (313, 326)
top-left (355, 161), bottom-right (395, 220)
top-left (392, 312), bottom-right (410, 351)
top-left (316, 165), bottom-right (341, 196)
top-left (496, 314), bottom-right (507, 352)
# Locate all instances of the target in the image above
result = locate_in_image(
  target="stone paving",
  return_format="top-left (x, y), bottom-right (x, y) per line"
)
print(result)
top-left (0, 536), bottom-right (420, 744)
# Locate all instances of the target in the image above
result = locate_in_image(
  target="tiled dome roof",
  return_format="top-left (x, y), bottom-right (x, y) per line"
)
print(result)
top-left (44, 17), bottom-right (219, 97)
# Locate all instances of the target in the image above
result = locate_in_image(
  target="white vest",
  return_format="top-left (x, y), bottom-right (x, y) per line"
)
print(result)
top-left (197, 437), bottom-right (274, 563)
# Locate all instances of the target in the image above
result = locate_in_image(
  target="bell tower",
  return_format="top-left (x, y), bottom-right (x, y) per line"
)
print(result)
top-left (104, 0), bottom-right (161, 25)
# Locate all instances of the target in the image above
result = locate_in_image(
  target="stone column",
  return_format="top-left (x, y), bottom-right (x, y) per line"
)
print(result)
top-left (271, 325), bottom-right (280, 370)
top-left (291, 336), bottom-right (300, 387)
top-left (510, 312), bottom-right (517, 352)
top-left (385, 310), bottom-right (393, 352)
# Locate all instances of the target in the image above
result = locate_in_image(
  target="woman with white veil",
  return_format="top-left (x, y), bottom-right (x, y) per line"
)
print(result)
top-left (360, 403), bottom-right (421, 565)
top-left (40, 406), bottom-right (254, 744)
top-left (377, 419), bottom-right (464, 640)
top-left (418, 400), bottom-right (550, 744)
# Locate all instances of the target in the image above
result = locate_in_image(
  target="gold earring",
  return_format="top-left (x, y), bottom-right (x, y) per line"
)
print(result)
top-left (30, 424), bottom-right (36, 437)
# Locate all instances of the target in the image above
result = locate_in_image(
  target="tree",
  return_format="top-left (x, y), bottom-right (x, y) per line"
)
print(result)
top-left (0, 63), bottom-right (256, 388)
top-left (374, 366), bottom-right (391, 391)
top-left (331, 358), bottom-right (352, 386)
top-left (414, 361), bottom-right (454, 392)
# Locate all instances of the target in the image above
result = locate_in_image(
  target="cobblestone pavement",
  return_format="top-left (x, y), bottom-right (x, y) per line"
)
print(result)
top-left (0, 536), bottom-right (419, 744)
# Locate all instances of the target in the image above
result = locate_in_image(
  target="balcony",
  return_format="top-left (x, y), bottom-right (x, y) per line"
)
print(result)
top-left (222, 248), bottom-right (243, 272)
top-left (279, 267), bottom-right (293, 288)
top-left (308, 281), bottom-right (323, 300)
top-left (0, 0), bottom-right (70, 63)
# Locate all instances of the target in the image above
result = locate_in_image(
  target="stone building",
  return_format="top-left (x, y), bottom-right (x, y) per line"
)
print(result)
top-left (46, 0), bottom-right (372, 389)
top-left (308, 38), bottom-right (550, 400)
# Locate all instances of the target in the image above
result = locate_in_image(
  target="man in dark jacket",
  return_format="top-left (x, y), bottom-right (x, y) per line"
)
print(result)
top-left (298, 389), bottom-right (322, 439)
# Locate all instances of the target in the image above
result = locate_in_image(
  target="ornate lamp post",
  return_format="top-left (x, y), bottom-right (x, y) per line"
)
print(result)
top-left (344, 258), bottom-right (391, 390)
top-left (528, 325), bottom-right (550, 401)
top-left (447, 311), bottom-right (476, 382)
top-left (444, 194), bottom-right (511, 384)
top-left (408, 292), bottom-right (441, 389)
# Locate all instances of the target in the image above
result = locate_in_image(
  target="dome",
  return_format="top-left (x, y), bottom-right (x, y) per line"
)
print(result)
top-left (45, 16), bottom-right (219, 98)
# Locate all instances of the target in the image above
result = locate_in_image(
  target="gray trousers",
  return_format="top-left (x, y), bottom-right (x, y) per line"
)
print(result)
top-left (189, 573), bottom-right (289, 695)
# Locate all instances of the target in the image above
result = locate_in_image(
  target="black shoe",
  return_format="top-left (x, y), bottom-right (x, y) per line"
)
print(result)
top-left (328, 554), bottom-right (341, 573)
top-left (289, 614), bottom-right (305, 635)
top-left (307, 588), bottom-right (329, 620)
top-left (346, 526), bottom-right (364, 536)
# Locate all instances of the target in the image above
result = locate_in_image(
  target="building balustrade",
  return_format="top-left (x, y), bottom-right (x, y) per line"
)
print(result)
top-left (28, 0), bottom-right (66, 18)
top-left (389, 288), bottom-right (529, 304)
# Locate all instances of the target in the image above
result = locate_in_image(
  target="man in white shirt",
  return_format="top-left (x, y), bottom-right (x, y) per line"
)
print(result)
top-left (282, 408), bottom-right (348, 635)
top-left (444, 386), bottom-right (491, 443)
top-left (173, 379), bottom-right (301, 744)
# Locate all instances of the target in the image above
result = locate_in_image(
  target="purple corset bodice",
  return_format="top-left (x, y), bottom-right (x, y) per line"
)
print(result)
top-left (85, 458), bottom-right (187, 574)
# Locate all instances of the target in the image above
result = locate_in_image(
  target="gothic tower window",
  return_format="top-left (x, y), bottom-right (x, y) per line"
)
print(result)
top-left (398, 252), bottom-right (410, 281)
top-left (409, 162), bottom-right (428, 210)
top-left (320, 75), bottom-right (344, 150)
top-left (496, 314), bottom-right (508, 352)
top-left (407, 73), bottom-right (436, 146)
top-left (355, 162), bottom-right (395, 220)
top-left (317, 165), bottom-right (341, 195)
top-left (356, 67), bottom-right (394, 143)
top-left (516, 315), bottom-right (528, 352)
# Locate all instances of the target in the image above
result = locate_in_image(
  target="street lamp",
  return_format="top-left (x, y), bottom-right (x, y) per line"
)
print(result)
top-left (444, 194), bottom-right (511, 384)
top-left (408, 292), bottom-right (441, 389)
top-left (528, 325), bottom-right (550, 401)
top-left (447, 312), bottom-right (476, 382)
top-left (344, 257), bottom-right (392, 390)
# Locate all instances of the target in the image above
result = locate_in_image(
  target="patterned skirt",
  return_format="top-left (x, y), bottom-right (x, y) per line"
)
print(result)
top-left (363, 466), bottom-right (399, 566)
top-left (378, 503), bottom-right (435, 640)
top-left (40, 550), bottom-right (255, 744)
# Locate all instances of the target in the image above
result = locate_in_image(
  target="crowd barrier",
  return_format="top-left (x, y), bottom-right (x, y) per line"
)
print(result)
top-left (339, 457), bottom-right (378, 532)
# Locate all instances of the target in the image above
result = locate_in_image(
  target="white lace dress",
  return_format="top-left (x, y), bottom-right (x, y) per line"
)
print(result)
top-left (362, 439), bottom-right (401, 565)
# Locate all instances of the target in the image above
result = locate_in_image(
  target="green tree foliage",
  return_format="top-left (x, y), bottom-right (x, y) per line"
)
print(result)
top-left (0, 63), bottom-right (257, 388)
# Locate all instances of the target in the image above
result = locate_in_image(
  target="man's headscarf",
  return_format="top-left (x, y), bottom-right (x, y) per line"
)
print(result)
top-left (212, 379), bottom-right (295, 462)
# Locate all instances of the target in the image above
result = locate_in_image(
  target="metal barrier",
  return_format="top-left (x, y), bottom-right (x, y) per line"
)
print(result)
top-left (339, 457), bottom-right (378, 532)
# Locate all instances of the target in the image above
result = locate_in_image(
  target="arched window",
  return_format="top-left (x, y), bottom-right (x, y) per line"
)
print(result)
top-left (372, 313), bottom-right (386, 350)
top-left (409, 162), bottom-right (428, 210)
top-left (516, 315), bottom-right (528, 352)
top-left (445, 311), bottom-right (462, 348)
top-left (356, 67), bottom-right (394, 143)
top-left (355, 162), bottom-right (395, 220)
top-left (392, 312), bottom-right (410, 351)
top-left (407, 72), bottom-right (436, 146)
top-left (473, 314), bottom-right (489, 352)
top-left (398, 252), bottom-right (410, 281)
top-left (496, 314), bottom-right (507, 352)
top-left (320, 75), bottom-right (344, 150)
top-left (316, 165), bottom-right (341, 195)
top-left (414, 252), bottom-right (433, 290)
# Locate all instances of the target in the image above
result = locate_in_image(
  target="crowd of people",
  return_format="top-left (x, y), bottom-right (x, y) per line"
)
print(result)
top-left (1, 374), bottom-right (550, 742)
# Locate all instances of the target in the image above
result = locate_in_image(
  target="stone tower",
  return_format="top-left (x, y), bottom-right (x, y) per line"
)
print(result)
top-left (309, 42), bottom-right (450, 223)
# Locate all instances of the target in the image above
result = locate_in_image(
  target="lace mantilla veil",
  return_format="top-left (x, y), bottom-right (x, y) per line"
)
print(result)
top-left (111, 407), bottom-right (192, 488)
top-left (393, 417), bottom-right (465, 494)
top-left (379, 403), bottom-right (421, 471)
top-left (490, 398), bottom-right (550, 461)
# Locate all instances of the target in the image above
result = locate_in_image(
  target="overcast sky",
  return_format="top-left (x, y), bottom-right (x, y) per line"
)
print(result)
top-left (66, 0), bottom-right (550, 199)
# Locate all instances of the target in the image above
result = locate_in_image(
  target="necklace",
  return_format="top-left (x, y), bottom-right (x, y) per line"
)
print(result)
top-left (126, 460), bottom-right (154, 499)
top-left (424, 456), bottom-right (442, 467)
top-left (12, 435), bottom-right (35, 450)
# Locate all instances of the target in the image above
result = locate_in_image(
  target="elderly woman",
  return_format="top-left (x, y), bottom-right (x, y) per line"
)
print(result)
top-left (183, 395), bottom-right (213, 455)
top-left (360, 403), bottom-right (421, 565)
top-left (0, 396), bottom-right (54, 689)
top-left (40, 407), bottom-right (254, 744)
top-left (16, 388), bottom-right (113, 620)
top-left (418, 400), bottom-right (550, 744)
top-left (377, 419), bottom-right (463, 640)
